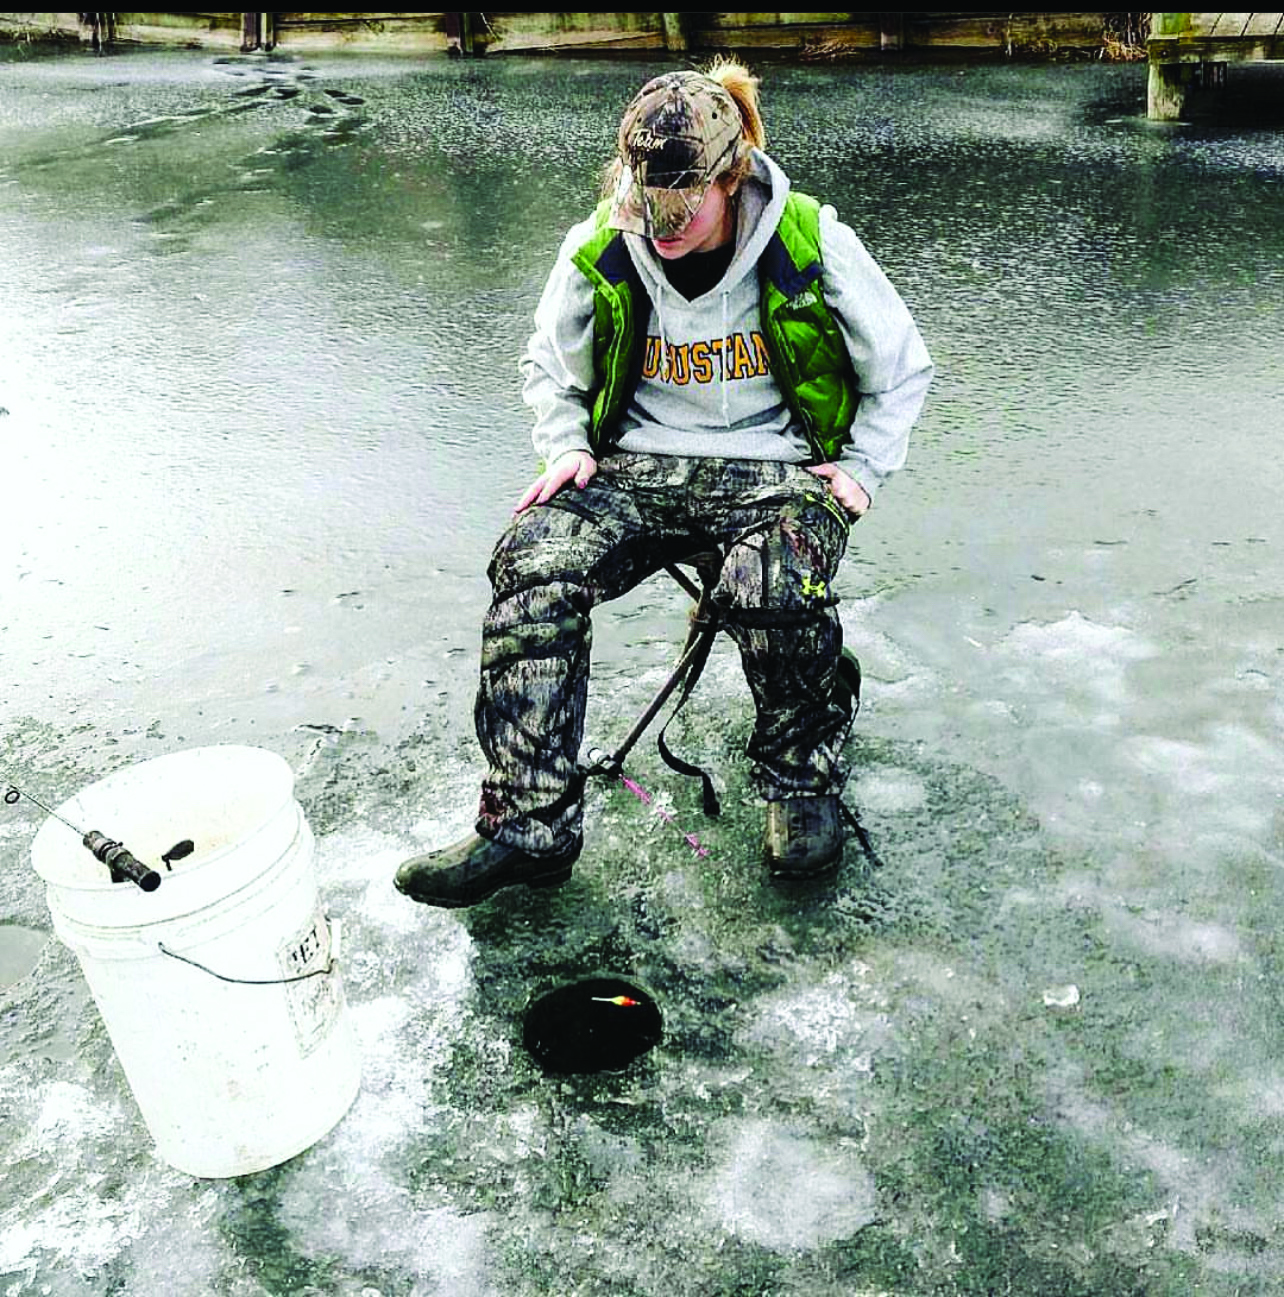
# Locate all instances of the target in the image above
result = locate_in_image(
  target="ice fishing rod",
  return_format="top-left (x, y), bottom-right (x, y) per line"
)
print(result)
top-left (3, 774), bottom-right (193, 892)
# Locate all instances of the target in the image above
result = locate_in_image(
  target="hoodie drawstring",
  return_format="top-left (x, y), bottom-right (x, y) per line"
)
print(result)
top-left (720, 290), bottom-right (730, 427)
top-left (657, 283), bottom-right (670, 382)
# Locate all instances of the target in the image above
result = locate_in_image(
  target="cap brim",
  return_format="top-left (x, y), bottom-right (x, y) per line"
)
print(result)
top-left (607, 180), bottom-right (711, 241)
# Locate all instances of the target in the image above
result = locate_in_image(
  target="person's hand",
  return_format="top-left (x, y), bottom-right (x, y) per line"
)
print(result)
top-left (806, 463), bottom-right (871, 520)
top-left (514, 450), bottom-right (597, 514)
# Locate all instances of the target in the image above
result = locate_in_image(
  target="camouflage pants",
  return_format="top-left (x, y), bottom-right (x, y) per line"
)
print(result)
top-left (475, 453), bottom-right (853, 854)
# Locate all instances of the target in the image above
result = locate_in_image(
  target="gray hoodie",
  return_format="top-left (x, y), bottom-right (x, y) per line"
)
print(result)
top-left (520, 150), bottom-right (933, 501)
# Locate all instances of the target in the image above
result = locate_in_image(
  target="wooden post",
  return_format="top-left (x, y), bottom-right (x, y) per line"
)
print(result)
top-left (879, 12), bottom-right (905, 52)
top-left (1152, 13), bottom-right (1191, 38)
top-left (1147, 60), bottom-right (1187, 120)
top-left (82, 12), bottom-right (116, 53)
top-left (445, 12), bottom-right (476, 57)
top-left (1147, 14), bottom-right (1193, 120)
top-left (660, 13), bottom-right (688, 53)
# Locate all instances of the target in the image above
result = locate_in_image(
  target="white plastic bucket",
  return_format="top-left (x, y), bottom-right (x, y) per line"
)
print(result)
top-left (30, 745), bottom-right (361, 1179)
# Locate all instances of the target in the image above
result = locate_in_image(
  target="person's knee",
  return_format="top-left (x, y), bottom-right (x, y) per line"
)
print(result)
top-left (488, 499), bottom-right (619, 602)
top-left (488, 508), bottom-right (570, 591)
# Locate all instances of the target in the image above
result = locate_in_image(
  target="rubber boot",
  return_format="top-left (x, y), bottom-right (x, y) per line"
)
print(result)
top-left (395, 833), bottom-right (581, 908)
top-left (763, 794), bottom-right (844, 880)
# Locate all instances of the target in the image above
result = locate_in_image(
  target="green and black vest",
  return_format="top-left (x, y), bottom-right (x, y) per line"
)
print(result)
top-left (568, 191), bottom-right (859, 463)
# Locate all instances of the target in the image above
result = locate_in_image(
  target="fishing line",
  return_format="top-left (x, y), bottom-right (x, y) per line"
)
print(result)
top-left (579, 748), bottom-right (712, 860)
top-left (3, 776), bottom-right (87, 837)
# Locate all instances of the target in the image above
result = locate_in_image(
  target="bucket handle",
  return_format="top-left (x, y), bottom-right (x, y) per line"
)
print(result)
top-left (157, 919), bottom-right (341, 985)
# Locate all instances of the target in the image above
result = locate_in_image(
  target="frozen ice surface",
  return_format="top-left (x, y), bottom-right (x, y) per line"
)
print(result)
top-left (0, 1078), bottom-right (180, 1285)
top-left (848, 768), bottom-right (928, 814)
top-left (702, 1118), bottom-right (879, 1251)
top-left (741, 965), bottom-right (888, 1067)
top-left (278, 1189), bottom-right (497, 1295)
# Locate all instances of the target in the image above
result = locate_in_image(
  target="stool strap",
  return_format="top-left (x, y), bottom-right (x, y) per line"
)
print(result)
top-left (655, 613), bottom-right (722, 817)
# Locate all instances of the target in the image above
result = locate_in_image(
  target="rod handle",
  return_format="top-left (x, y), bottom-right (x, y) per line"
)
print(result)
top-left (83, 831), bottom-right (162, 892)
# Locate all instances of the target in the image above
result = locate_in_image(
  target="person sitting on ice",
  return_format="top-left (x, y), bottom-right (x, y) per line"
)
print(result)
top-left (396, 59), bottom-right (932, 908)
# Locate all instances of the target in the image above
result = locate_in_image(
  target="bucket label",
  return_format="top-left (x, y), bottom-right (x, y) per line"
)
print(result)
top-left (278, 906), bottom-right (343, 1056)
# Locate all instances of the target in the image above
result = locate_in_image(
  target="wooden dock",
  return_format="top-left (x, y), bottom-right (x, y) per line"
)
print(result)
top-left (4, 12), bottom-right (1144, 61)
top-left (1148, 12), bottom-right (1284, 118)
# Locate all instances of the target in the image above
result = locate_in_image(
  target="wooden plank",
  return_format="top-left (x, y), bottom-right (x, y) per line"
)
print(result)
top-left (1184, 12), bottom-right (1226, 35)
top-left (485, 30), bottom-right (664, 52)
top-left (274, 11), bottom-right (441, 20)
top-left (902, 11), bottom-right (1110, 50)
top-left (274, 15), bottom-right (444, 30)
top-left (693, 24), bottom-right (879, 52)
top-left (260, 14), bottom-right (452, 51)
top-left (1210, 12), bottom-right (1255, 35)
top-left (740, 12), bottom-right (851, 23)
top-left (112, 14), bottom-right (246, 48)
top-left (1242, 11), bottom-right (1284, 34)
top-left (482, 12), bottom-right (664, 54)
top-left (1150, 31), bottom-right (1284, 59)
top-left (115, 12), bottom-right (241, 31)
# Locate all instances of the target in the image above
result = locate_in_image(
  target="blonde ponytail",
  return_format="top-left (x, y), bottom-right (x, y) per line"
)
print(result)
top-left (702, 56), bottom-right (765, 151)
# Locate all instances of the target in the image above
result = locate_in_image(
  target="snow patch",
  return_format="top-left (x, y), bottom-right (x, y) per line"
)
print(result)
top-left (702, 1118), bottom-right (878, 1251)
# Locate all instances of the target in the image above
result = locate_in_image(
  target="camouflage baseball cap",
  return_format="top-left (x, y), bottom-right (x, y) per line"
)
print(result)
top-left (608, 71), bottom-right (743, 240)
